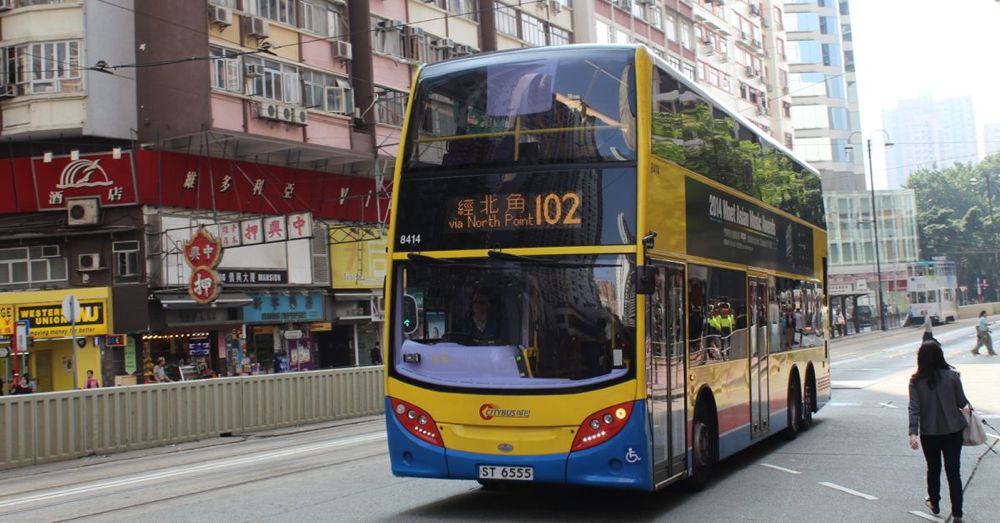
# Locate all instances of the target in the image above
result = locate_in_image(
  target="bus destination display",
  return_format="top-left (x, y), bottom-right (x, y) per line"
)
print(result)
top-left (445, 191), bottom-right (584, 232)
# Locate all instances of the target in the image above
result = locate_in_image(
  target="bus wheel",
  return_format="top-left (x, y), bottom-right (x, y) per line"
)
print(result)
top-left (801, 375), bottom-right (815, 431)
top-left (687, 414), bottom-right (717, 491)
top-left (783, 380), bottom-right (801, 440)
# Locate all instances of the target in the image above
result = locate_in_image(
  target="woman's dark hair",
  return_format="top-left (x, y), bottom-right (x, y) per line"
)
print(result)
top-left (980, 310), bottom-right (987, 318)
top-left (912, 339), bottom-right (952, 389)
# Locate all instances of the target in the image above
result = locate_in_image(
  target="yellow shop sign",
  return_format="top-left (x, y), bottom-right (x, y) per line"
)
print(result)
top-left (16, 300), bottom-right (108, 338)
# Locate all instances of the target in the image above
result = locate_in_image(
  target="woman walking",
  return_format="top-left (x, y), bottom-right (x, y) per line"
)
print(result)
top-left (971, 310), bottom-right (996, 356)
top-left (908, 338), bottom-right (969, 522)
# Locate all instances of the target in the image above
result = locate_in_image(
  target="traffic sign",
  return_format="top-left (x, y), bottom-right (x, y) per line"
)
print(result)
top-left (15, 320), bottom-right (29, 355)
top-left (0, 304), bottom-right (13, 335)
top-left (62, 295), bottom-right (81, 323)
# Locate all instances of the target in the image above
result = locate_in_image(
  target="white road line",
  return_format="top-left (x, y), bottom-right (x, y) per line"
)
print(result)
top-left (879, 402), bottom-right (900, 409)
top-left (818, 481), bottom-right (879, 501)
top-left (0, 433), bottom-right (385, 510)
top-left (907, 510), bottom-right (945, 522)
top-left (760, 463), bottom-right (801, 475)
top-left (828, 402), bottom-right (863, 407)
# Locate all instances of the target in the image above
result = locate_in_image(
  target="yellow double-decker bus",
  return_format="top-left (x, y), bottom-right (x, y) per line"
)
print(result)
top-left (384, 45), bottom-right (829, 490)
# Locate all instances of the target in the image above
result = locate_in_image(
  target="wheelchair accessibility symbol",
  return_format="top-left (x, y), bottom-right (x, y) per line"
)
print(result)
top-left (625, 447), bottom-right (641, 464)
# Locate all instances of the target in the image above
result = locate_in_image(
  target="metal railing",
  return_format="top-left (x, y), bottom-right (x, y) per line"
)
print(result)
top-left (0, 366), bottom-right (384, 470)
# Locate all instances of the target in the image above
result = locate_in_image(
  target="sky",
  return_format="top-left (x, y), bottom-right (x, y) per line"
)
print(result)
top-left (849, 0), bottom-right (1000, 188)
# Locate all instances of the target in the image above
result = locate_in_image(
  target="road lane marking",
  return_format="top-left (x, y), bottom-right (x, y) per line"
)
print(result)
top-left (828, 402), bottom-right (863, 407)
top-left (831, 381), bottom-right (874, 389)
top-left (761, 463), bottom-right (801, 475)
top-left (0, 432), bottom-right (385, 510)
top-left (818, 482), bottom-right (878, 500)
top-left (879, 402), bottom-right (899, 409)
top-left (907, 510), bottom-right (945, 522)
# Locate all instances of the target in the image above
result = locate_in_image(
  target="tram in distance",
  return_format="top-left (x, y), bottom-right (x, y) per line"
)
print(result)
top-left (383, 44), bottom-right (831, 491)
top-left (906, 260), bottom-right (958, 326)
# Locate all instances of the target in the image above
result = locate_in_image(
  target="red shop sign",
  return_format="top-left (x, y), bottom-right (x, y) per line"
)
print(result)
top-left (183, 227), bottom-right (223, 269)
top-left (32, 153), bottom-right (138, 210)
top-left (188, 267), bottom-right (221, 305)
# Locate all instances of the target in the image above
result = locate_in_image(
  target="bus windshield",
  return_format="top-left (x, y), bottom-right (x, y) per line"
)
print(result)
top-left (404, 48), bottom-right (637, 171)
top-left (392, 254), bottom-right (636, 391)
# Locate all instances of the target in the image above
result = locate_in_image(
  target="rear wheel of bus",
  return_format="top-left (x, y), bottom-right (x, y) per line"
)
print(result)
top-left (687, 400), bottom-right (718, 491)
top-left (784, 378), bottom-right (802, 440)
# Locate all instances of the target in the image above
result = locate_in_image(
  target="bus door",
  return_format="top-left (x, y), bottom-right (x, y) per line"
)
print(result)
top-left (749, 277), bottom-right (769, 437)
top-left (648, 262), bottom-right (687, 482)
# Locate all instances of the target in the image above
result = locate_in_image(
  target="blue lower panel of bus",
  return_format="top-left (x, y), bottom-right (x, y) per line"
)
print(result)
top-left (386, 398), bottom-right (653, 491)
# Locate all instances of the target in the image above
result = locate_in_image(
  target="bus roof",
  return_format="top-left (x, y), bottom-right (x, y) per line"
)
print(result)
top-left (418, 44), bottom-right (821, 180)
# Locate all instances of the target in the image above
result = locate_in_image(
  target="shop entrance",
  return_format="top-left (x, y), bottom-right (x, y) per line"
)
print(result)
top-left (319, 327), bottom-right (354, 368)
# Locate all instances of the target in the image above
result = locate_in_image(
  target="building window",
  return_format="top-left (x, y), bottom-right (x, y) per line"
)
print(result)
top-left (375, 88), bottom-right (407, 127)
top-left (448, 0), bottom-right (478, 21)
top-left (209, 0), bottom-right (237, 6)
top-left (0, 246), bottom-right (67, 286)
top-left (549, 26), bottom-right (571, 46)
top-left (497, 6), bottom-right (519, 37)
top-left (680, 23), bottom-right (692, 49)
top-left (372, 17), bottom-right (405, 57)
top-left (649, 6), bottom-right (663, 29)
top-left (301, 0), bottom-right (344, 38)
top-left (113, 241), bottom-right (140, 281)
top-left (248, 0), bottom-right (297, 26)
top-left (210, 46), bottom-right (243, 93)
top-left (245, 57), bottom-right (301, 104)
top-left (304, 70), bottom-right (351, 113)
top-left (2, 40), bottom-right (82, 96)
top-left (664, 14), bottom-right (676, 41)
top-left (521, 15), bottom-right (546, 46)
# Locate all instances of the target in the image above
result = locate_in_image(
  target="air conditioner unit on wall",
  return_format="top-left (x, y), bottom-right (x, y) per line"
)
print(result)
top-left (246, 16), bottom-right (269, 38)
top-left (66, 198), bottom-right (100, 226)
top-left (278, 104), bottom-right (295, 122)
top-left (293, 108), bottom-right (308, 126)
top-left (332, 40), bottom-right (353, 60)
top-left (549, 0), bottom-right (562, 13)
top-left (0, 0), bottom-right (13, 11)
top-left (77, 253), bottom-right (104, 272)
top-left (258, 101), bottom-right (280, 121)
top-left (209, 5), bottom-right (233, 27)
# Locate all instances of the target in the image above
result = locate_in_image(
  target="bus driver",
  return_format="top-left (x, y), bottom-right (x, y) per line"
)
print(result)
top-left (464, 288), bottom-right (499, 341)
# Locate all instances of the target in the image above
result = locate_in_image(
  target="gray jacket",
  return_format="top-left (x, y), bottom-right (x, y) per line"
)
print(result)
top-left (908, 369), bottom-right (969, 436)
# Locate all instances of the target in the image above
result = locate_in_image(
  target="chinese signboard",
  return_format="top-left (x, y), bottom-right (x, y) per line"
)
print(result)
top-left (31, 153), bottom-right (139, 210)
top-left (243, 291), bottom-right (325, 324)
top-left (330, 228), bottom-right (387, 289)
top-left (184, 227), bottom-right (223, 305)
top-left (219, 269), bottom-right (289, 285)
top-left (16, 300), bottom-right (108, 338)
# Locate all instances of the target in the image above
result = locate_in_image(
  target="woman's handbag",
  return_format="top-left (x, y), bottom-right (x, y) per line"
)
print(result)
top-left (962, 408), bottom-right (986, 446)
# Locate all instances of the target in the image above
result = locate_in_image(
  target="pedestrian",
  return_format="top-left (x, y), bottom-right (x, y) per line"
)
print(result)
top-left (369, 341), bottom-right (382, 365)
top-left (153, 357), bottom-right (172, 383)
top-left (971, 310), bottom-right (996, 356)
top-left (11, 374), bottom-right (30, 395)
top-left (835, 308), bottom-right (846, 337)
top-left (84, 369), bottom-right (100, 389)
top-left (908, 338), bottom-right (969, 522)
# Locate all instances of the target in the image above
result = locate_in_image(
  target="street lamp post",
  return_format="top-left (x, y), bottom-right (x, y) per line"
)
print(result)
top-left (847, 130), bottom-right (893, 331)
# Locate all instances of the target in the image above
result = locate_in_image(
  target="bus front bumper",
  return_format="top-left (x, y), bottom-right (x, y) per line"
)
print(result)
top-left (385, 397), bottom-right (654, 490)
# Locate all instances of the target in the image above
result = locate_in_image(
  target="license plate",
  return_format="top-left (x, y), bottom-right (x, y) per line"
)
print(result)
top-left (478, 465), bottom-right (534, 481)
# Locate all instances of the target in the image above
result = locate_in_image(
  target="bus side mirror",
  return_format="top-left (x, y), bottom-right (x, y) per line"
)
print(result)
top-left (402, 294), bottom-right (419, 335)
top-left (634, 266), bottom-right (655, 295)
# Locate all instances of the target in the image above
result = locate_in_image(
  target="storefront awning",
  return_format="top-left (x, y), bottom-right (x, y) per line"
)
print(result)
top-left (157, 292), bottom-right (253, 309)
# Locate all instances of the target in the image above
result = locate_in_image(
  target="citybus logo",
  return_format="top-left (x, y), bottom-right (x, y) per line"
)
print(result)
top-left (479, 404), bottom-right (531, 420)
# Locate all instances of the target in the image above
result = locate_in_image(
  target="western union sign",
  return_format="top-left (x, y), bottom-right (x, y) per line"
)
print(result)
top-left (17, 301), bottom-right (107, 338)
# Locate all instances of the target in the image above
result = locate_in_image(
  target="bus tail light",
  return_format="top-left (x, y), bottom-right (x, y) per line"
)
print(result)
top-left (571, 401), bottom-right (634, 452)
top-left (391, 398), bottom-right (443, 447)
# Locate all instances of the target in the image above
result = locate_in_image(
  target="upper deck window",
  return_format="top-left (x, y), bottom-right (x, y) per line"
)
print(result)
top-left (404, 48), bottom-right (637, 171)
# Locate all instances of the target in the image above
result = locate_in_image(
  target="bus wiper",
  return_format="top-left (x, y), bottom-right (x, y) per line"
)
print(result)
top-left (487, 250), bottom-right (621, 268)
top-left (407, 253), bottom-right (455, 265)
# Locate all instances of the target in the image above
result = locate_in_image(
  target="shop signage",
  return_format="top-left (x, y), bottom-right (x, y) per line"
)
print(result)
top-left (124, 336), bottom-right (137, 374)
top-left (283, 329), bottom-right (304, 340)
top-left (829, 284), bottom-right (853, 295)
top-left (184, 227), bottom-right (223, 305)
top-left (16, 320), bottom-right (30, 354)
top-left (329, 227), bottom-right (388, 289)
top-left (218, 269), bottom-right (289, 285)
top-left (105, 334), bottom-right (125, 347)
top-left (221, 213), bottom-right (312, 249)
top-left (243, 291), bottom-right (325, 324)
top-left (188, 267), bottom-right (221, 305)
top-left (17, 301), bottom-right (107, 338)
top-left (310, 322), bottom-right (332, 331)
top-left (0, 304), bottom-right (13, 335)
top-left (32, 153), bottom-right (139, 210)
top-left (164, 307), bottom-right (238, 325)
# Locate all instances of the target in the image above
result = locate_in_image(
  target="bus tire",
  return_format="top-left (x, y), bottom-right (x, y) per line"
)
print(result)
top-left (801, 370), bottom-right (816, 431)
top-left (783, 378), bottom-right (801, 440)
top-left (687, 405), bottom-right (717, 491)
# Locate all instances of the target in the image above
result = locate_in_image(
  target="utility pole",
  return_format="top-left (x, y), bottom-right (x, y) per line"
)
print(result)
top-left (867, 138), bottom-right (888, 331)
